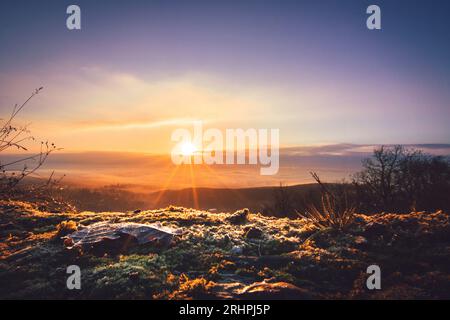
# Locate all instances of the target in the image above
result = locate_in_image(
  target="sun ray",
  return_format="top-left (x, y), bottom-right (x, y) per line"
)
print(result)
top-left (153, 163), bottom-right (181, 208)
top-left (201, 164), bottom-right (251, 207)
top-left (189, 163), bottom-right (199, 209)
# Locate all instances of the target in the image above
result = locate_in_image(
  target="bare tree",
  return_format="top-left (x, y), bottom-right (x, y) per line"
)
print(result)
top-left (272, 183), bottom-right (295, 217)
top-left (353, 145), bottom-right (405, 211)
top-left (0, 88), bottom-right (61, 191)
top-left (353, 145), bottom-right (450, 212)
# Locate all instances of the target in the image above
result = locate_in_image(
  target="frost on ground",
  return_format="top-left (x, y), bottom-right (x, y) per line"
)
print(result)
top-left (0, 200), bottom-right (449, 299)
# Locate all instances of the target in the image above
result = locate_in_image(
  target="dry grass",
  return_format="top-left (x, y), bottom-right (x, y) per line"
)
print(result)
top-left (298, 193), bottom-right (356, 230)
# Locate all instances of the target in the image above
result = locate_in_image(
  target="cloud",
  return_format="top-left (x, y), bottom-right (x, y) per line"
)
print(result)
top-left (0, 67), bottom-right (295, 152)
top-left (283, 143), bottom-right (450, 157)
top-left (73, 118), bottom-right (209, 132)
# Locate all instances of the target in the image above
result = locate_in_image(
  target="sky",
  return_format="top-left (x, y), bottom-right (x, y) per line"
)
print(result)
top-left (1, 0), bottom-right (450, 154)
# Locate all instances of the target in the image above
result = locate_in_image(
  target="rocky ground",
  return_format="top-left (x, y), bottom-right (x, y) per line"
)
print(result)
top-left (0, 200), bottom-right (449, 299)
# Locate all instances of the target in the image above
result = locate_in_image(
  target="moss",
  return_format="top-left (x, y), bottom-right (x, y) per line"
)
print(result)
top-left (1, 200), bottom-right (449, 299)
top-left (55, 220), bottom-right (78, 237)
top-left (80, 254), bottom-right (170, 299)
top-left (169, 274), bottom-right (215, 299)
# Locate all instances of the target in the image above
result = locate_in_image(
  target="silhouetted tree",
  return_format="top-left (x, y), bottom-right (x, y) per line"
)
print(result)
top-left (353, 145), bottom-right (450, 213)
top-left (261, 183), bottom-right (296, 218)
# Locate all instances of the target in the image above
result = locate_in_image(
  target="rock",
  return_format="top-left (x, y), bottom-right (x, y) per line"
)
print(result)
top-left (354, 235), bottom-right (368, 245)
top-left (244, 227), bottom-right (264, 239)
top-left (63, 221), bottom-right (182, 251)
top-left (222, 234), bottom-right (231, 245)
top-left (364, 221), bottom-right (389, 237)
top-left (255, 255), bottom-right (294, 268)
top-left (238, 281), bottom-right (314, 299)
top-left (230, 245), bottom-right (243, 255)
top-left (227, 208), bottom-right (249, 224)
top-left (129, 271), bottom-right (140, 280)
top-left (0, 222), bottom-right (15, 231)
top-left (63, 238), bottom-right (74, 247)
top-left (226, 255), bottom-right (295, 268)
top-left (133, 209), bottom-right (142, 214)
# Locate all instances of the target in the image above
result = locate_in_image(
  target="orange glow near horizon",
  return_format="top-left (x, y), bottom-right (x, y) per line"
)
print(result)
top-left (180, 142), bottom-right (198, 156)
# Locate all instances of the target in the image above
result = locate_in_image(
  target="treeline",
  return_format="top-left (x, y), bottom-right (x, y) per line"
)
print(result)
top-left (265, 145), bottom-right (450, 217)
top-left (353, 145), bottom-right (450, 213)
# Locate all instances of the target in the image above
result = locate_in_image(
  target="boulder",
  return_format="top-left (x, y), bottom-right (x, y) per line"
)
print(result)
top-left (63, 221), bottom-right (182, 252)
top-left (238, 281), bottom-right (315, 299)
top-left (227, 208), bottom-right (249, 224)
top-left (244, 226), bottom-right (264, 239)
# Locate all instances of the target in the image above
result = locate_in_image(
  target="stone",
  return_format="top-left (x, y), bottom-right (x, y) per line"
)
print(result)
top-left (227, 209), bottom-right (249, 224)
top-left (63, 221), bottom-right (182, 251)
top-left (238, 281), bottom-right (314, 299)
top-left (230, 245), bottom-right (243, 255)
top-left (244, 227), bottom-right (264, 239)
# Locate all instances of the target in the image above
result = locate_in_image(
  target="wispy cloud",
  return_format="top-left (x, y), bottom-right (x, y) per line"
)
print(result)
top-left (73, 118), bottom-right (209, 132)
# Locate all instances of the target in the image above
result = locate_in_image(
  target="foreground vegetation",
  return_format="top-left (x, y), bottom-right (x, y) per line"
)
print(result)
top-left (1, 199), bottom-right (449, 299)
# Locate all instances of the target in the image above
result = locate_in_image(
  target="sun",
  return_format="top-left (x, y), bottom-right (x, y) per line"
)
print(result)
top-left (180, 142), bottom-right (198, 156)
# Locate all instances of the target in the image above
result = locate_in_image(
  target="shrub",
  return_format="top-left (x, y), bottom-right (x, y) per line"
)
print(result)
top-left (298, 194), bottom-right (355, 230)
top-left (298, 172), bottom-right (355, 230)
top-left (0, 88), bottom-right (61, 192)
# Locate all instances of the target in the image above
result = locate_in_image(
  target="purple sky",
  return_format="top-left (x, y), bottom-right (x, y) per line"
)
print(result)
top-left (1, 0), bottom-right (450, 153)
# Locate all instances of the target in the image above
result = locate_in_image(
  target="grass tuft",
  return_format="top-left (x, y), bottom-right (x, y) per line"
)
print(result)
top-left (298, 194), bottom-right (355, 231)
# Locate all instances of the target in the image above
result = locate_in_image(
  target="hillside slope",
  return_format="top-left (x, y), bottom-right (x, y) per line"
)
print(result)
top-left (0, 200), bottom-right (449, 299)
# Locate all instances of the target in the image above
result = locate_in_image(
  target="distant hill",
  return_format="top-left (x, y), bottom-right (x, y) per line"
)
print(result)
top-left (147, 183), bottom-right (323, 212)
top-left (36, 182), bottom-right (324, 213)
